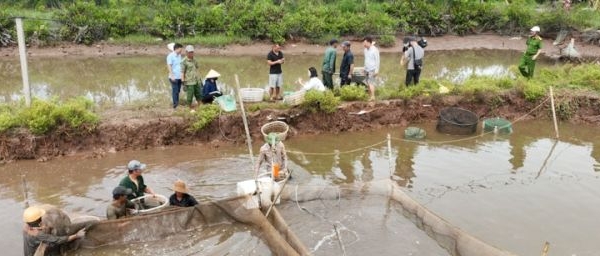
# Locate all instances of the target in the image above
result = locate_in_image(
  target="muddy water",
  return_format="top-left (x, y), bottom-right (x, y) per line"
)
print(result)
top-left (0, 50), bottom-right (551, 105)
top-left (1, 120), bottom-right (600, 255)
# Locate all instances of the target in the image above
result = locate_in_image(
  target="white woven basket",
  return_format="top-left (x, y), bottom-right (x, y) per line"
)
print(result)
top-left (239, 88), bottom-right (265, 102)
top-left (261, 121), bottom-right (289, 141)
top-left (283, 90), bottom-right (305, 106)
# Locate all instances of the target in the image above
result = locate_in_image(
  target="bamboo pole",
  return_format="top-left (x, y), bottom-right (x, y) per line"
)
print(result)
top-left (235, 74), bottom-right (255, 169)
top-left (387, 134), bottom-right (393, 180)
top-left (16, 17), bottom-right (31, 107)
top-left (549, 87), bottom-right (560, 139)
top-left (21, 175), bottom-right (29, 208)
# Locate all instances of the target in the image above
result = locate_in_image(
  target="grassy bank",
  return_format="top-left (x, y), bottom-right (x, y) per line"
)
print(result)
top-left (1, 0), bottom-right (600, 47)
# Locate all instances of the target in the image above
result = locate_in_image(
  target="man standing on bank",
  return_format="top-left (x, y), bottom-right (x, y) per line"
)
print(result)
top-left (363, 36), bottom-right (380, 101)
top-left (401, 36), bottom-right (425, 86)
top-left (519, 26), bottom-right (543, 79)
top-left (166, 43), bottom-right (183, 109)
top-left (181, 45), bottom-right (202, 113)
top-left (267, 44), bottom-right (285, 100)
top-left (322, 39), bottom-right (338, 90)
top-left (339, 41), bottom-right (354, 87)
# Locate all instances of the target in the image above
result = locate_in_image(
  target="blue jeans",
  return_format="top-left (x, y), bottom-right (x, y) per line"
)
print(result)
top-left (169, 78), bottom-right (182, 108)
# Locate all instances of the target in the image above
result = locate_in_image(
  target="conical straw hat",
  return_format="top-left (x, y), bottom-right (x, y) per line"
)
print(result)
top-left (205, 69), bottom-right (221, 79)
top-left (167, 43), bottom-right (175, 51)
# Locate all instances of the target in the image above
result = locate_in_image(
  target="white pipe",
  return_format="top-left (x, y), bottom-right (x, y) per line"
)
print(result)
top-left (387, 133), bottom-right (393, 180)
top-left (16, 18), bottom-right (31, 107)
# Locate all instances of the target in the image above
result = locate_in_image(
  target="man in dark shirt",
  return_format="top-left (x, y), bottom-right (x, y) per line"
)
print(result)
top-left (169, 180), bottom-right (199, 207)
top-left (339, 41), bottom-right (355, 86)
top-left (106, 186), bottom-right (137, 219)
top-left (267, 44), bottom-right (285, 100)
top-left (23, 206), bottom-right (87, 256)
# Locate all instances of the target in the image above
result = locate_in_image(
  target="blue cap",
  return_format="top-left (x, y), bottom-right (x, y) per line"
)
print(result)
top-left (127, 160), bottom-right (146, 171)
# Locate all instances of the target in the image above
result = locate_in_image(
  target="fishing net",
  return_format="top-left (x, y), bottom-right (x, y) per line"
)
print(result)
top-left (437, 107), bottom-right (478, 135)
top-left (404, 126), bottom-right (427, 140)
top-left (79, 196), bottom-right (308, 256)
top-left (278, 180), bottom-right (515, 256)
top-left (482, 118), bottom-right (513, 134)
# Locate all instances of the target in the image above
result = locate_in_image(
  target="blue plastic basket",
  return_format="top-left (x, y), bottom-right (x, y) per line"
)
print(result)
top-left (215, 95), bottom-right (237, 112)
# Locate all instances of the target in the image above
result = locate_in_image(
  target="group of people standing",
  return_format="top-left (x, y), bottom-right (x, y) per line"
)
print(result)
top-left (266, 35), bottom-right (430, 102)
top-left (166, 43), bottom-right (222, 112)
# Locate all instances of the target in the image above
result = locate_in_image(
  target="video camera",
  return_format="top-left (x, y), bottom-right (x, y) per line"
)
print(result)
top-left (402, 36), bottom-right (428, 52)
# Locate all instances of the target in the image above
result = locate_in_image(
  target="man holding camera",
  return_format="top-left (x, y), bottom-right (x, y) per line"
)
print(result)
top-left (400, 36), bottom-right (425, 87)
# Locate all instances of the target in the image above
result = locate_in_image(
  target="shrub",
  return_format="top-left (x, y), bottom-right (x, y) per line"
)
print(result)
top-left (521, 80), bottom-right (547, 102)
top-left (378, 34), bottom-right (396, 48)
top-left (19, 100), bottom-right (58, 134)
top-left (189, 104), bottom-right (220, 131)
top-left (340, 85), bottom-right (368, 101)
top-left (0, 106), bottom-right (19, 133)
top-left (54, 97), bottom-right (99, 130)
top-left (301, 90), bottom-right (339, 113)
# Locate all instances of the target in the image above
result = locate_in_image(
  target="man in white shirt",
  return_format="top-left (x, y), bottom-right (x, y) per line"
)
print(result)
top-left (363, 36), bottom-right (380, 101)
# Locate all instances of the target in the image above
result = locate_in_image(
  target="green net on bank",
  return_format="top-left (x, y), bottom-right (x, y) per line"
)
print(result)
top-left (404, 127), bottom-right (426, 140)
top-left (482, 118), bottom-right (512, 134)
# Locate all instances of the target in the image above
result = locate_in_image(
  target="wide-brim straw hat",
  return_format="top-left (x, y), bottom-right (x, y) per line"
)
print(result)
top-left (205, 69), bottom-right (221, 79)
top-left (173, 180), bottom-right (188, 193)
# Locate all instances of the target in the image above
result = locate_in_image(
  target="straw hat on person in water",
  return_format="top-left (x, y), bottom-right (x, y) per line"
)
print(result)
top-left (205, 69), bottom-right (221, 79)
top-left (167, 43), bottom-right (175, 52)
top-left (173, 180), bottom-right (189, 194)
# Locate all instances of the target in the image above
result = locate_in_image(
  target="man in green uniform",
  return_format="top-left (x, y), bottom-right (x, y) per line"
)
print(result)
top-left (519, 26), bottom-right (543, 79)
top-left (181, 45), bottom-right (202, 113)
top-left (119, 160), bottom-right (155, 209)
top-left (321, 39), bottom-right (338, 90)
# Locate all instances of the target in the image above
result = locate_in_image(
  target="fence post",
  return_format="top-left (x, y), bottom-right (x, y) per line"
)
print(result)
top-left (16, 17), bottom-right (31, 107)
top-left (387, 134), bottom-right (393, 180)
top-left (549, 86), bottom-right (560, 139)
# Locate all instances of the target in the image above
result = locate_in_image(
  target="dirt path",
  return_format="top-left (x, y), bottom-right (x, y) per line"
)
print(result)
top-left (1, 34), bottom-right (600, 59)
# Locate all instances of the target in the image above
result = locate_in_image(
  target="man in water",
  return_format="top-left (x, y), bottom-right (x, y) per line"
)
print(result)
top-left (519, 26), bottom-right (543, 79)
top-left (106, 186), bottom-right (137, 220)
top-left (23, 206), bottom-right (88, 256)
top-left (255, 133), bottom-right (288, 180)
top-left (119, 160), bottom-right (155, 208)
top-left (169, 180), bottom-right (199, 207)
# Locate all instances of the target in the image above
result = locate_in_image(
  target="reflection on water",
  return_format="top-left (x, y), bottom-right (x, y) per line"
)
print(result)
top-left (0, 50), bottom-right (553, 105)
top-left (1, 120), bottom-right (599, 255)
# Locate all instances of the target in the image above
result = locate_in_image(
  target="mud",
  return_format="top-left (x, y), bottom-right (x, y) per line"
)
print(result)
top-left (2, 91), bottom-right (600, 162)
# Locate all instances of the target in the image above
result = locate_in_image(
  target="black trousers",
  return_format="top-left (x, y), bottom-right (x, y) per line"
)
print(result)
top-left (340, 74), bottom-right (351, 86)
top-left (405, 68), bottom-right (422, 86)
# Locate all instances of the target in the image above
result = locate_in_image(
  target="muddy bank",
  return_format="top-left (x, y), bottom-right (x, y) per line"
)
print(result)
top-left (1, 34), bottom-right (600, 59)
top-left (2, 92), bottom-right (600, 162)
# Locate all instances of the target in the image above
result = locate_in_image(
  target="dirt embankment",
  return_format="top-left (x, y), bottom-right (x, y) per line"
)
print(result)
top-left (2, 92), bottom-right (600, 162)
top-left (1, 34), bottom-right (600, 162)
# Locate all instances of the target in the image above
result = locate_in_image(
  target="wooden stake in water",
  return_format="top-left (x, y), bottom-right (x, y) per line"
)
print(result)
top-left (540, 241), bottom-right (550, 256)
top-left (549, 87), bottom-right (560, 139)
top-left (235, 75), bottom-right (255, 171)
top-left (387, 134), bottom-right (393, 180)
top-left (21, 175), bottom-right (29, 208)
top-left (15, 17), bottom-right (31, 107)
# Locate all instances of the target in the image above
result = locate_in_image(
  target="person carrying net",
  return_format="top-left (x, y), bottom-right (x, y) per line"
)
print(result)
top-left (254, 133), bottom-right (288, 181)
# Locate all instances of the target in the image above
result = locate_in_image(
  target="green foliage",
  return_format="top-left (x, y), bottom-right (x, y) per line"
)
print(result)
top-left (0, 105), bottom-right (19, 132)
top-left (378, 34), bottom-right (396, 48)
top-left (189, 104), bottom-right (220, 131)
top-left (247, 103), bottom-right (268, 112)
top-left (301, 90), bottom-right (339, 113)
top-left (398, 85), bottom-right (427, 100)
top-left (340, 85), bottom-right (368, 101)
top-left (521, 80), bottom-right (547, 101)
top-left (0, 97), bottom-right (98, 135)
